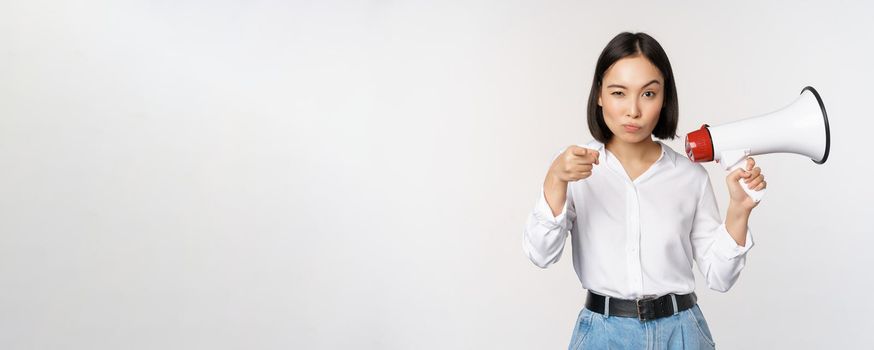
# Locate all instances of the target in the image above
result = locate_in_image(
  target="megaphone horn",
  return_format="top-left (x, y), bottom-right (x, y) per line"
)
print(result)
top-left (685, 86), bottom-right (831, 202)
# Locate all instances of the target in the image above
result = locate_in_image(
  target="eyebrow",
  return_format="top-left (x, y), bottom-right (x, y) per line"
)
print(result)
top-left (606, 80), bottom-right (661, 89)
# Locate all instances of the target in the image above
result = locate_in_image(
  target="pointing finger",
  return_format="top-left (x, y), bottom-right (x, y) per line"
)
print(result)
top-left (571, 147), bottom-right (589, 157)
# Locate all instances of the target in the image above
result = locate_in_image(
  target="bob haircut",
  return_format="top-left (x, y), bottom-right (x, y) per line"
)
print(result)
top-left (587, 32), bottom-right (679, 143)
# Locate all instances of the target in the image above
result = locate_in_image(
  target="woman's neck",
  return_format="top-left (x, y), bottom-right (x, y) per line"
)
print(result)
top-left (605, 137), bottom-right (661, 164)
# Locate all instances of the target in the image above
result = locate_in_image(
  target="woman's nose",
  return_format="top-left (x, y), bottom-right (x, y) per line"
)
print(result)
top-left (627, 99), bottom-right (641, 119)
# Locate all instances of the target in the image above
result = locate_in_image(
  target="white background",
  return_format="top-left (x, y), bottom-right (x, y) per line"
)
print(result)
top-left (2, 0), bottom-right (872, 349)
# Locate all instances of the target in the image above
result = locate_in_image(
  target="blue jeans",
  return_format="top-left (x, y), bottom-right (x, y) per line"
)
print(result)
top-left (568, 304), bottom-right (716, 349)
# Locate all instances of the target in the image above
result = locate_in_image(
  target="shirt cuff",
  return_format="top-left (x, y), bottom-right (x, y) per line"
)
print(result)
top-left (712, 223), bottom-right (754, 260)
top-left (533, 188), bottom-right (568, 229)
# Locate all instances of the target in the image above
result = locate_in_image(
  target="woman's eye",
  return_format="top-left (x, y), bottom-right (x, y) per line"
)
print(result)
top-left (611, 91), bottom-right (624, 96)
top-left (643, 91), bottom-right (657, 98)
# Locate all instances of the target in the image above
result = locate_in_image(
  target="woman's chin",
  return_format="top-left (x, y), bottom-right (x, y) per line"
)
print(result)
top-left (613, 133), bottom-right (652, 144)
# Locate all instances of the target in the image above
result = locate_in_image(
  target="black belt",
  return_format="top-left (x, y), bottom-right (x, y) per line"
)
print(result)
top-left (585, 290), bottom-right (697, 321)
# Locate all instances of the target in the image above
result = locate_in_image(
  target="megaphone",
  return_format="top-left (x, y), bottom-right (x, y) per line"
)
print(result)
top-left (685, 86), bottom-right (831, 203)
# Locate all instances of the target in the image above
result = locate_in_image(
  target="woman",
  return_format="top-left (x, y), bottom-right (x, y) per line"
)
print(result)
top-left (523, 32), bottom-right (765, 349)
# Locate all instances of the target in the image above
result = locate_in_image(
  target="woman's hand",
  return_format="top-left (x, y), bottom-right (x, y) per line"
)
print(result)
top-left (542, 146), bottom-right (600, 217)
top-left (548, 145), bottom-right (601, 183)
top-left (726, 157), bottom-right (767, 211)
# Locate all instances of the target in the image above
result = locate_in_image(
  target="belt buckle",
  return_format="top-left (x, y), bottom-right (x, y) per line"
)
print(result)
top-left (636, 295), bottom-right (658, 321)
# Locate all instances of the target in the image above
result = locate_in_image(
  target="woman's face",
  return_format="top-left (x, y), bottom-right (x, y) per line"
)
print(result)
top-left (598, 55), bottom-right (665, 144)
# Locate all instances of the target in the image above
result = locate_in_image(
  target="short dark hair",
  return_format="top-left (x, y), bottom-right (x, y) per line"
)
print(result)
top-left (587, 32), bottom-right (679, 143)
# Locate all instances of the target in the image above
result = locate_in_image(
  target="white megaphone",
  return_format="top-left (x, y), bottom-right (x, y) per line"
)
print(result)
top-left (685, 86), bottom-right (831, 203)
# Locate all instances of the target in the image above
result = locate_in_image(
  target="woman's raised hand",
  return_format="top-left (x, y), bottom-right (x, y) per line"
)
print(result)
top-left (726, 157), bottom-right (767, 210)
top-left (549, 145), bottom-right (601, 183)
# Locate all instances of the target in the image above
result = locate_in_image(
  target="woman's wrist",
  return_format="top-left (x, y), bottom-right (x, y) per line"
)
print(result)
top-left (543, 171), bottom-right (568, 217)
top-left (727, 200), bottom-right (754, 217)
top-left (544, 170), bottom-right (564, 187)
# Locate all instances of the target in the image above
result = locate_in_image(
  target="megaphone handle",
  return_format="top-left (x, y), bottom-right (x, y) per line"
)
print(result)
top-left (727, 159), bottom-right (765, 203)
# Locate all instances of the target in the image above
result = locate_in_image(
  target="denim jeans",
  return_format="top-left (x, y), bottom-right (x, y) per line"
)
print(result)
top-left (568, 304), bottom-right (716, 350)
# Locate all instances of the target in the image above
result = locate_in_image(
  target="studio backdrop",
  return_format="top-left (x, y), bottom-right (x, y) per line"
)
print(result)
top-left (1, 0), bottom-right (872, 349)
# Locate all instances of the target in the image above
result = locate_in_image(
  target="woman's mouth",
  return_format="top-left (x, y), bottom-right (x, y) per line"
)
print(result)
top-left (623, 124), bottom-right (641, 133)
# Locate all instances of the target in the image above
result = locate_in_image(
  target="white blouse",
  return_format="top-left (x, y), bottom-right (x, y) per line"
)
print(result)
top-left (523, 140), bottom-right (754, 299)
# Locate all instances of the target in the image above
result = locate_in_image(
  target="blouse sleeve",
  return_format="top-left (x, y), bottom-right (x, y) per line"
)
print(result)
top-left (523, 186), bottom-right (576, 268)
top-left (690, 176), bottom-right (754, 292)
top-left (522, 150), bottom-right (578, 268)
